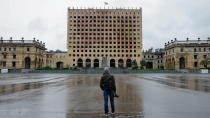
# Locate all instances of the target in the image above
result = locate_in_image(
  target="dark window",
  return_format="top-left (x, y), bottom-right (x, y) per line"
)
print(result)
top-left (194, 55), bottom-right (197, 59)
top-left (3, 55), bottom-right (6, 59)
top-left (203, 55), bottom-right (207, 59)
top-left (27, 48), bottom-right (30, 51)
top-left (194, 62), bottom-right (198, 68)
top-left (12, 62), bottom-right (16, 67)
top-left (3, 62), bottom-right (6, 67)
top-left (13, 55), bottom-right (16, 59)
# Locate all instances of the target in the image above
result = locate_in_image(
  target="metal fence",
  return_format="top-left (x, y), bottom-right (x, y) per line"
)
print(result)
top-left (2, 68), bottom-right (209, 74)
top-left (27, 69), bottom-right (183, 74)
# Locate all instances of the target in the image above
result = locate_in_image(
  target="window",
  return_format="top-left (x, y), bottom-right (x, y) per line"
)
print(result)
top-left (194, 55), bottom-right (197, 59)
top-left (12, 62), bottom-right (16, 67)
top-left (194, 48), bottom-right (197, 52)
top-left (3, 62), bottom-right (6, 67)
top-left (203, 55), bottom-right (207, 59)
top-left (13, 55), bottom-right (16, 59)
top-left (194, 62), bottom-right (198, 68)
top-left (180, 48), bottom-right (184, 52)
top-left (27, 48), bottom-right (30, 52)
top-left (3, 55), bottom-right (6, 59)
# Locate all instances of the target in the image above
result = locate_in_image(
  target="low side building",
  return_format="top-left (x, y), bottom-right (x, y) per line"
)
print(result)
top-left (46, 51), bottom-right (67, 69)
top-left (0, 37), bottom-right (46, 69)
top-left (164, 38), bottom-right (210, 69)
top-left (143, 49), bottom-right (164, 69)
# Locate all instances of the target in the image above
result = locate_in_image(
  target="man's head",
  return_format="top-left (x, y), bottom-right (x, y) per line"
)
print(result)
top-left (104, 67), bottom-right (109, 74)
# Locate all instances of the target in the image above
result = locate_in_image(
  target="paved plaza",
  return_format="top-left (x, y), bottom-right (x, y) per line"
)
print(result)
top-left (0, 73), bottom-right (210, 118)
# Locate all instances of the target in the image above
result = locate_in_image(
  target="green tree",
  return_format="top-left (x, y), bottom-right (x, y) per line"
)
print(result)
top-left (200, 58), bottom-right (210, 69)
top-left (131, 60), bottom-right (138, 70)
top-left (140, 59), bottom-right (146, 69)
top-left (132, 60), bottom-right (137, 66)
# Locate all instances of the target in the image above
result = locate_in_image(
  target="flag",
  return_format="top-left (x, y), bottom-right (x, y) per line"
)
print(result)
top-left (104, 2), bottom-right (108, 5)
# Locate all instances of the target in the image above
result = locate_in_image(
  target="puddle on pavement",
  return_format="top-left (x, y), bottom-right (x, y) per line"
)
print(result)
top-left (0, 82), bottom-right (44, 95)
top-left (65, 113), bottom-right (143, 118)
top-left (62, 75), bottom-right (143, 116)
top-left (1, 74), bottom-right (210, 118)
top-left (148, 75), bottom-right (210, 93)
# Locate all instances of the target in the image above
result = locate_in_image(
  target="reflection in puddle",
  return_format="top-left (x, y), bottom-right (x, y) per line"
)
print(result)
top-left (62, 75), bottom-right (143, 118)
top-left (65, 113), bottom-right (143, 118)
top-left (149, 75), bottom-right (210, 93)
top-left (0, 74), bottom-right (210, 118)
top-left (0, 82), bottom-right (44, 95)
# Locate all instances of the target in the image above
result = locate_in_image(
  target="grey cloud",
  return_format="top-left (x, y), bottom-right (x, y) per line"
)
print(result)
top-left (1, 0), bottom-right (210, 51)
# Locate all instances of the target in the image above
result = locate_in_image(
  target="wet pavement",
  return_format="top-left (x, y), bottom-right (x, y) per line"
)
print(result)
top-left (0, 73), bottom-right (210, 118)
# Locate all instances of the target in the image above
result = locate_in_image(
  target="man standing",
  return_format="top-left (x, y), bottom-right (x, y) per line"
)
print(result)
top-left (100, 67), bottom-right (117, 116)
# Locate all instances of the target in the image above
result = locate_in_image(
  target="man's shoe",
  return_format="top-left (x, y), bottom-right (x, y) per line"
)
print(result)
top-left (105, 113), bottom-right (109, 117)
top-left (114, 94), bottom-right (119, 98)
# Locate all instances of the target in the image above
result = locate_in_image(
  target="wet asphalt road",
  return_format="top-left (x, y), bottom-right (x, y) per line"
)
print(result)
top-left (0, 73), bottom-right (210, 118)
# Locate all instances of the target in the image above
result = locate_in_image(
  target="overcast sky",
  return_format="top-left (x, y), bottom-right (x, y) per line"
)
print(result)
top-left (0, 0), bottom-right (210, 51)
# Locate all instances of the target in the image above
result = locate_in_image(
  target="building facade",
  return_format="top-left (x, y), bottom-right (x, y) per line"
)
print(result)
top-left (67, 8), bottom-right (143, 68)
top-left (46, 51), bottom-right (67, 69)
top-left (0, 37), bottom-right (46, 70)
top-left (143, 49), bottom-right (164, 69)
top-left (164, 38), bottom-right (210, 69)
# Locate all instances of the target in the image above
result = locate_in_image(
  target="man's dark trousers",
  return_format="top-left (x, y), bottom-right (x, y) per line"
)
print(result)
top-left (104, 90), bottom-right (115, 114)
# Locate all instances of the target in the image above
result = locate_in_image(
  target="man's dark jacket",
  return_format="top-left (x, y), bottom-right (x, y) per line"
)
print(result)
top-left (100, 72), bottom-right (116, 92)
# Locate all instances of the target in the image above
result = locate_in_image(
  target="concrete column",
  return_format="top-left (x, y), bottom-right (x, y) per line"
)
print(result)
top-left (116, 59), bottom-right (118, 68)
top-left (124, 59), bottom-right (127, 68)
top-left (91, 59), bottom-right (94, 68)
top-left (99, 59), bottom-right (102, 68)
top-left (175, 57), bottom-right (179, 69)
